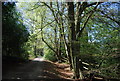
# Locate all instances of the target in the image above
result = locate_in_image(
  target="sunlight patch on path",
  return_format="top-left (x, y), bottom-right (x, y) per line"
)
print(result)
top-left (33, 56), bottom-right (44, 61)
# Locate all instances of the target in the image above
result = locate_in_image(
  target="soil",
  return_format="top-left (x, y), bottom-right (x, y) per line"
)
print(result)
top-left (3, 56), bottom-right (119, 81)
top-left (2, 56), bottom-right (74, 81)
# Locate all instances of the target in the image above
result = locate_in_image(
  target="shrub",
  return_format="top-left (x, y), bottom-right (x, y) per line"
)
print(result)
top-left (44, 49), bottom-right (57, 62)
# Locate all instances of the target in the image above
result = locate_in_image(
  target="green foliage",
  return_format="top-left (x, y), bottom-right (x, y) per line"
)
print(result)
top-left (44, 49), bottom-right (57, 62)
top-left (12, 2), bottom-right (119, 78)
top-left (2, 2), bottom-right (29, 59)
top-left (16, 2), bottom-right (47, 58)
top-left (77, 3), bottom-right (120, 78)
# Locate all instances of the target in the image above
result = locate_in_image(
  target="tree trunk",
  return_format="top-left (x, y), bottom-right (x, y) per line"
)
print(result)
top-left (68, 2), bottom-right (80, 79)
top-left (59, 25), bottom-right (63, 62)
top-left (34, 45), bottom-right (37, 58)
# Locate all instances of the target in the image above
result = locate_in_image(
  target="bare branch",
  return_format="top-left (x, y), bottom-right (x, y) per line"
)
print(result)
top-left (27, 2), bottom-right (44, 11)
top-left (42, 2), bottom-right (59, 24)
top-left (76, 2), bottom-right (100, 39)
top-left (99, 10), bottom-right (120, 25)
top-left (42, 37), bottom-right (56, 53)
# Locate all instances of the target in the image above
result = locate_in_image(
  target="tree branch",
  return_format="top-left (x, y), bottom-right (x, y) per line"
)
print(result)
top-left (27, 2), bottom-right (44, 11)
top-left (86, 2), bottom-right (97, 7)
top-left (100, 10), bottom-right (120, 25)
top-left (76, 2), bottom-right (100, 39)
top-left (42, 37), bottom-right (56, 53)
top-left (42, 2), bottom-right (59, 24)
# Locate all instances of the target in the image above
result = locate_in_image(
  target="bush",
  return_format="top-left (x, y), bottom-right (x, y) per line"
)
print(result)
top-left (44, 49), bottom-right (57, 62)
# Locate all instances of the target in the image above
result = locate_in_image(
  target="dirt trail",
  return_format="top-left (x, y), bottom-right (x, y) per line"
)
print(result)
top-left (3, 57), bottom-right (73, 80)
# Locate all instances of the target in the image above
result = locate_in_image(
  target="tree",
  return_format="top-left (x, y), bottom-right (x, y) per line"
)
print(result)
top-left (16, 1), bottom-right (120, 79)
top-left (2, 2), bottom-right (29, 59)
top-left (80, 2), bottom-right (120, 78)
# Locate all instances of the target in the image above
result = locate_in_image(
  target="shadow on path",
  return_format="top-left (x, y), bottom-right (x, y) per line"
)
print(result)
top-left (2, 56), bottom-right (73, 80)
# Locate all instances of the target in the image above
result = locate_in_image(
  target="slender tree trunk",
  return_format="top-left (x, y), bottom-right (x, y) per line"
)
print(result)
top-left (34, 45), bottom-right (37, 58)
top-left (61, 6), bottom-right (73, 67)
top-left (67, 2), bottom-right (88, 79)
top-left (68, 2), bottom-right (80, 79)
top-left (54, 24), bottom-right (60, 61)
top-left (74, 2), bottom-right (85, 79)
top-left (63, 33), bottom-right (73, 69)
top-left (59, 26), bottom-right (63, 62)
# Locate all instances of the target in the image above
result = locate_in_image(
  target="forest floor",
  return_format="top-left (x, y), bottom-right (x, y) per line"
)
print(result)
top-left (3, 56), bottom-right (120, 81)
top-left (3, 56), bottom-right (74, 81)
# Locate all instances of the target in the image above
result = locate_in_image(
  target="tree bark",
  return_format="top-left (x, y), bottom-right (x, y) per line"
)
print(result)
top-left (68, 2), bottom-right (80, 79)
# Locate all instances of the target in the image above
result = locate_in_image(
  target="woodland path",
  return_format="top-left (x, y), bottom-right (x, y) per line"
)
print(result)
top-left (3, 56), bottom-right (73, 80)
